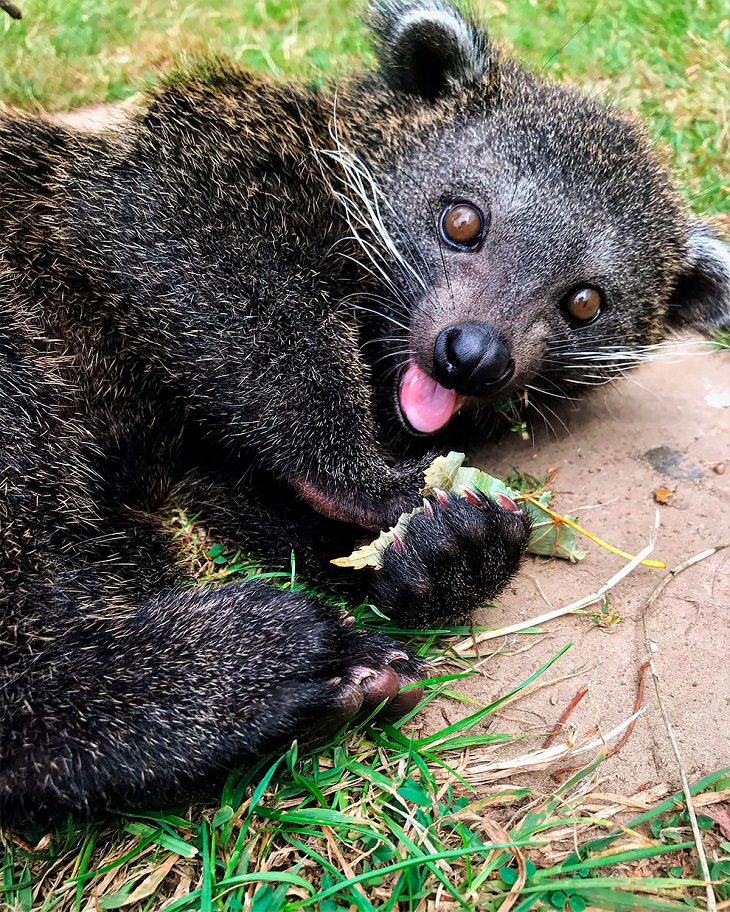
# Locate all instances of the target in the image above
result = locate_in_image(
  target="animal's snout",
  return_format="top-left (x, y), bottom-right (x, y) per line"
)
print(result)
top-left (433, 322), bottom-right (514, 396)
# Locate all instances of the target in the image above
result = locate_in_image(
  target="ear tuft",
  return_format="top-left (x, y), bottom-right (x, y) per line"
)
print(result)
top-left (370, 0), bottom-right (490, 100)
top-left (667, 222), bottom-right (730, 333)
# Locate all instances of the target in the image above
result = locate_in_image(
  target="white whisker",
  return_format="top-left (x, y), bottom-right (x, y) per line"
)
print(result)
top-left (348, 303), bottom-right (410, 334)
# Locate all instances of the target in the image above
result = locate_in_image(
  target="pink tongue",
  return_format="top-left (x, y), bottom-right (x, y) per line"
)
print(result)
top-left (399, 362), bottom-right (459, 434)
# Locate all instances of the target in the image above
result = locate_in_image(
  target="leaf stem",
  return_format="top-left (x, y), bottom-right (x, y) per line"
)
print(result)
top-left (523, 495), bottom-right (665, 568)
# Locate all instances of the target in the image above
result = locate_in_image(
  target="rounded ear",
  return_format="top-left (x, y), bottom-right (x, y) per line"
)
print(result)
top-left (370, 0), bottom-right (490, 100)
top-left (667, 222), bottom-right (730, 333)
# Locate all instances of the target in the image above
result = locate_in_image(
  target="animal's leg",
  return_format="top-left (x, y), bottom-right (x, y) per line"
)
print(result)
top-left (230, 310), bottom-right (431, 530)
top-left (170, 467), bottom-right (531, 628)
top-left (0, 573), bottom-right (425, 824)
top-left (168, 465), bottom-right (365, 584)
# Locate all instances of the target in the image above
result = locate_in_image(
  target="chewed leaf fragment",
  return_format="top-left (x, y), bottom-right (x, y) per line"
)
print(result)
top-left (421, 451), bottom-right (465, 492)
top-left (330, 506), bottom-right (422, 570)
top-left (524, 492), bottom-right (587, 561)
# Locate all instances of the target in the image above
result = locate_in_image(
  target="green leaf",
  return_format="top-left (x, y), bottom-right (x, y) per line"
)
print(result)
top-left (295, 841), bottom-right (541, 908)
top-left (536, 842), bottom-right (695, 879)
top-left (500, 866), bottom-right (519, 885)
top-left (123, 822), bottom-right (198, 858)
top-left (212, 806), bottom-right (234, 828)
top-left (373, 844), bottom-right (396, 863)
top-left (251, 883), bottom-right (292, 912)
top-left (571, 889), bottom-right (691, 910)
top-left (569, 897), bottom-right (587, 912)
top-left (550, 891), bottom-right (568, 909)
top-left (208, 544), bottom-right (224, 558)
top-left (330, 505), bottom-right (422, 569)
top-left (397, 778), bottom-right (431, 807)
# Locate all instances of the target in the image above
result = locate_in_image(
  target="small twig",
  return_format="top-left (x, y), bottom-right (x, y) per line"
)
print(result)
top-left (603, 662), bottom-right (649, 761)
top-left (642, 542), bottom-right (729, 912)
top-left (542, 685), bottom-right (589, 749)
top-left (552, 661), bottom-right (649, 782)
top-left (0, 0), bottom-right (22, 19)
top-left (458, 707), bottom-right (646, 780)
top-left (322, 826), bottom-right (369, 900)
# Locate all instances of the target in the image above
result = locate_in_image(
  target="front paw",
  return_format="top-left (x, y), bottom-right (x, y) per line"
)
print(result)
top-left (372, 491), bottom-right (530, 626)
top-left (291, 455), bottom-right (432, 531)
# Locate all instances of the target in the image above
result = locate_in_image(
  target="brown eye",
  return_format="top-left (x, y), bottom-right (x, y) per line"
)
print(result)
top-left (564, 286), bottom-right (603, 323)
top-left (440, 202), bottom-right (485, 249)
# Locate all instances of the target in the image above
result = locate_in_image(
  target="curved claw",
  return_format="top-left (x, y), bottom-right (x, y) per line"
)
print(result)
top-left (496, 492), bottom-right (522, 513)
top-left (434, 488), bottom-right (450, 508)
top-left (463, 487), bottom-right (482, 507)
top-left (391, 527), bottom-right (405, 552)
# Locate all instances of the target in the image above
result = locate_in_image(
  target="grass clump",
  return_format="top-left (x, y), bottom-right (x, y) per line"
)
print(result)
top-left (3, 547), bottom-right (730, 910)
top-left (4, 637), bottom-right (729, 911)
top-left (4, 681), bottom-right (729, 909)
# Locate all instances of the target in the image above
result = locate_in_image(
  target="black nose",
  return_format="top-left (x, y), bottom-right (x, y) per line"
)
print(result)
top-left (433, 322), bottom-right (514, 395)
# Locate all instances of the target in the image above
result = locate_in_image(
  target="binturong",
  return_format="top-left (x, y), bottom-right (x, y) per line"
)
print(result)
top-left (1, 0), bottom-right (728, 823)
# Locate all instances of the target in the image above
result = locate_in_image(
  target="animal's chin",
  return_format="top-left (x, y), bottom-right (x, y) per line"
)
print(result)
top-left (397, 362), bottom-right (466, 435)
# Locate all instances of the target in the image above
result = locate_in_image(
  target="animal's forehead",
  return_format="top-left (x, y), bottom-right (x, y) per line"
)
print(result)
top-left (376, 113), bottom-right (681, 299)
top-left (394, 101), bottom-right (641, 194)
top-left (381, 100), bottom-right (678, 265)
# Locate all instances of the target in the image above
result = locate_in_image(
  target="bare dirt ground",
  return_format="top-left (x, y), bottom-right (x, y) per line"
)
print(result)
top-left (440, 344), bottom-right (730, 791)
top-left (51, 101), bottom-right (133, 130)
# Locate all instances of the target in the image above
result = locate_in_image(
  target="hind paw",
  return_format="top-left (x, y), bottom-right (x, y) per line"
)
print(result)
top-left (256, 625), bottom-right (428, 753)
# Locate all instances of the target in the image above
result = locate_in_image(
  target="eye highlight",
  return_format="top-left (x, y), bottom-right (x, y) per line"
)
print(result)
top-left (439, 202), bottom-right (485, 249)
top-left (563, 286), bottom-right (603, 324)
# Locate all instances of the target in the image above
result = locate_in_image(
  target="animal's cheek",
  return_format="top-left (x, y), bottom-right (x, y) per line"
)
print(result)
top-left (505, 320), bottom-right (551, 378)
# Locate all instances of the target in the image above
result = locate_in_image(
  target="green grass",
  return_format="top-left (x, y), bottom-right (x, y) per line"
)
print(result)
top-left (1, 1), bottom-right (729, 908)
top-left (5, 578), bottom-right (730, 912)
top-left (3, 527), bottom-right (730, 909)
top-left (1, 0), bottom-right (728, 212)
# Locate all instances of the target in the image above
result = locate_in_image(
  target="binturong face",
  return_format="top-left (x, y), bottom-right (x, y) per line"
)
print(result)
top-left (344, 0), bottom-right (730, 439)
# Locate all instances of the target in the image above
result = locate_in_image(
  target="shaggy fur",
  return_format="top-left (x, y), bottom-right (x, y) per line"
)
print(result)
top-left (1, 0), bottom-right (728, 823)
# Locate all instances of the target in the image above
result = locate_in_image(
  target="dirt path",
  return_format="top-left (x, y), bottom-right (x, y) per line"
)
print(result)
top-left (438, 343), bottom-right (729, 790)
